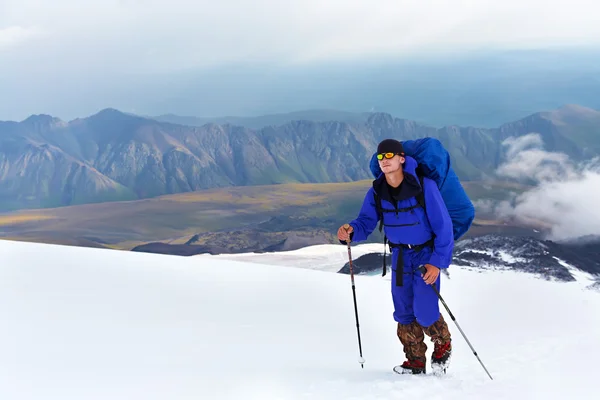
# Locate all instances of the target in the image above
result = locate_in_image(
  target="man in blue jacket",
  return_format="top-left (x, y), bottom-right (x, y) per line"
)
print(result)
top-left (337, 138), bottom-right (454, 375)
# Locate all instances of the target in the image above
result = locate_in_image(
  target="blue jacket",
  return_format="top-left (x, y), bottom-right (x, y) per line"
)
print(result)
top-left (347, 155), bottom-right (454, 269)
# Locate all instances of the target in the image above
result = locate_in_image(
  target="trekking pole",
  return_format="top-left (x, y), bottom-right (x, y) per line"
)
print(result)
top-left (418, 265), bottom-right (493, 380)
top-left (344, 224), bottom-right (365, 369)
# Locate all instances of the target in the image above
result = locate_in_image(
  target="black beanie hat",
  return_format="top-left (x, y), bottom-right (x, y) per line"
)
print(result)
top-left (377, 139), bottom-right (404, 155)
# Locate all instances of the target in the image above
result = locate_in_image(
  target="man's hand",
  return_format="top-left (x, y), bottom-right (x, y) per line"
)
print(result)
top-left (337, 223), bottom-right (354, 242)
top-left (421, 264), bottom-right (440, 285)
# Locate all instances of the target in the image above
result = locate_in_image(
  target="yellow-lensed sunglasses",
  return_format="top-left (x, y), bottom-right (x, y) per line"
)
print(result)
top-left (377, 152), bottom-right (401, 160)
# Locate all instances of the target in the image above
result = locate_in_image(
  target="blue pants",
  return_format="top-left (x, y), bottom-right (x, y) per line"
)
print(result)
top-left (390, 246), bottom-right (441, 328)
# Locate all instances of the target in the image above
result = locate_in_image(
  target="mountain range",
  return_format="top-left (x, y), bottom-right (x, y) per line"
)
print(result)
top-left (0, 104), bottom-right (599, 211)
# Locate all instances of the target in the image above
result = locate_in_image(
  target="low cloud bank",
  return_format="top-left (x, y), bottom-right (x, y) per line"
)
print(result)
top-left (483, 133), bottom-right (600, 242)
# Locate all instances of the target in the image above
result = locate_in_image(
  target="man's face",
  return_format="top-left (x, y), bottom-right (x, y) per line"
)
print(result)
top-left (378, 154), bottom-right (405, 174)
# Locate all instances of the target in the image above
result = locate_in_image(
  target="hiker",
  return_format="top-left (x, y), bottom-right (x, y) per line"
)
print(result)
top-left (337, 138), bottom-right (454, 375)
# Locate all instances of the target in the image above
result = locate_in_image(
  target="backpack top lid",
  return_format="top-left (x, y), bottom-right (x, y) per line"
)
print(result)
top-left (370, 137), bottom-right (449, 185)
top-left (368, 137), bottom-right (475, 240)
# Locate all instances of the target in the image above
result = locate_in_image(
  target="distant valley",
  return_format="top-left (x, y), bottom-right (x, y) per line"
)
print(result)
top-left (0, 178), bottom-right (537, 254)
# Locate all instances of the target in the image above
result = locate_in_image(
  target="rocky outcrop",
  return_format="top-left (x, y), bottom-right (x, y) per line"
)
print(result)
top-left (131, 229), bottom-right (338, 255)
top-left (338, 234), bottom-right (600, 288)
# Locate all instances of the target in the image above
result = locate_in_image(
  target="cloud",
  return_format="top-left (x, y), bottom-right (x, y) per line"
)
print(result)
top-left (2, 0), bottom-right (600, 120)
top-left (496, 133), bottom-right (578, 183)
top-left (0, 26), bottom-right (41, 50)
top-left (493, 134), bottom-right (600, 242)
top-left (3, 0), bottom-right (600, 69)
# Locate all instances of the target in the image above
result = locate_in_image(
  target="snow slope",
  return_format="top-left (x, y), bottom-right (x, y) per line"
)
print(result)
top-left (1, 239), bottom-right (599, 399)
top-left (195, 243), bottom-right (386, 273)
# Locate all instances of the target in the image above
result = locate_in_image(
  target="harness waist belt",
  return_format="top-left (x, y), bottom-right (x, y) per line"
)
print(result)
top-left (383, 238), bottom-right (435, 286)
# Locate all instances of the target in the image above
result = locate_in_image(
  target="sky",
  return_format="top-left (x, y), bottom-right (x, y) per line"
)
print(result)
top-left (2, 0), bottom-right (600, 121)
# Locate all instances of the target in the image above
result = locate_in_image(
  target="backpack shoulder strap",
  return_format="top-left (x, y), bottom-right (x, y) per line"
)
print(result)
top-left (373, 190), bottom-right (384, 233)
top-left (416, 174), bottom-right (435, 239)
top-left (373, 190), bottom-right (389, 277)
top-left (416, 174), bottom-right (426, 210)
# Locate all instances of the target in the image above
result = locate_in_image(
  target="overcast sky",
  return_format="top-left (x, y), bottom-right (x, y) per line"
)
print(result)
top-left (2, 0), bottom-right (600, 120)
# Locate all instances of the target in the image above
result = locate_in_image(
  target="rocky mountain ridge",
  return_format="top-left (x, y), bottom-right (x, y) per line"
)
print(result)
top-left (1, 104), bottom-right (598, 211)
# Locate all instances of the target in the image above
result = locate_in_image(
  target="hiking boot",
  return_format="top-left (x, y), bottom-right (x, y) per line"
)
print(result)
top-left (396, 321), bottom-right (427, 374)
top-left (431, 340), bottom-right (452, 373)
top-left (422, 314), bottom-right (452, 374)
top-left (393, 359), bottom-right (426, 375)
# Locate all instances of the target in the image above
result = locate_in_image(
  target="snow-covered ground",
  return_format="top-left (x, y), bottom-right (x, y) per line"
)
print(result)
top-left (195, 243), bottom-right (386, 273)
top-left (1, 238), bottom-right (599, 399)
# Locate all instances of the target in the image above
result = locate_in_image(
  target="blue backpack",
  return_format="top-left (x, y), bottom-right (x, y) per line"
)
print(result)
top-left (369, 137), bottom-right (475, 241)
